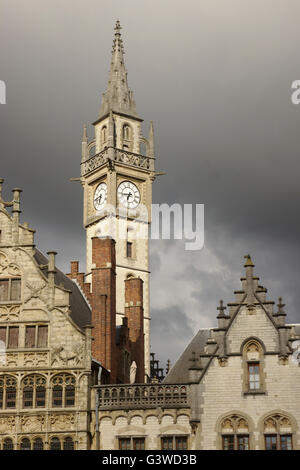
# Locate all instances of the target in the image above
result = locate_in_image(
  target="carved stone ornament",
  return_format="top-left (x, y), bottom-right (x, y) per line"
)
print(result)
top-left (0, 415), bottom-right (16, 433)
top-left (23, 352), bottom-right (48, 367)
top-left (0, 251), bottom-right (21, 276)
top-left (50, 414), bottom-right (75, 430)
top-left (0, 305), bottom-right (20, 321)
top-left (24, 281), bottom-right (47, 304)
top-left (6, 353), bottom-right (18, 367)
top-left (21, 415), bottom-right (45, 432)
top-left (51, 343), bottom-right (84, 366)
top-left (218, 357), bottom-right (228, 367)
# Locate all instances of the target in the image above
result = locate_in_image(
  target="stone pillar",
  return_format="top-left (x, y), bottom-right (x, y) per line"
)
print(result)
top-left (12, 188), bottom-right (22, 244)
top-left (47, 251), bottom-right (57, 309)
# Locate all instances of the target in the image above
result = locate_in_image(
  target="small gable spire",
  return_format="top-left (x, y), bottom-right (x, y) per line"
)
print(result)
top-left (243, 254), bottom-right (255, 308)
top-left (277, 297), bottom-right (286, 315)
top-left (217, 299), bottom-right (226, 318)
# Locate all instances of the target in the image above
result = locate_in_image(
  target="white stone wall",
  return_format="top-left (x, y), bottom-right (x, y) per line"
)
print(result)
top-left (196, 305), bottom-right (300, 449)
top-left (97, 410), bottom-right (191, 450)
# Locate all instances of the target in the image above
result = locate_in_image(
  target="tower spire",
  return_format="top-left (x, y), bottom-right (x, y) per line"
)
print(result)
top-left (99, 21), bottom-right (138, 119)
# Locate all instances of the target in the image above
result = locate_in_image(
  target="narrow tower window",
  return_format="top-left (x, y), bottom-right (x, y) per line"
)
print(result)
top-left (122, 124), bottom-right (132, 150)
top-left (126, 241), bottom-right (133, 258)
top-left (101, 126), bottom-right (107, 147)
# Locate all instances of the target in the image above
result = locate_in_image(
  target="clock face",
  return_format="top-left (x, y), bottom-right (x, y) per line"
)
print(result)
top-left (93, 182), bottom-right (107, 210)
top-left (117, 181), bottom-right (141, 209)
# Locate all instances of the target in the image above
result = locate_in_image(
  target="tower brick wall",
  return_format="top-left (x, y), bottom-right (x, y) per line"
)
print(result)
top-left (124, 277), bottom-right (145, 383)
top-left (91, 237), bottom-right (117, 382)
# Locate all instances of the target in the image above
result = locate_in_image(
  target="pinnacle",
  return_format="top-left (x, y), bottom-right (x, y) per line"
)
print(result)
top-left (217, 299), bottom-right (226, 317)
top-left (277, 297), bottom-right (286, 314)
top-left (98, 21), bottom-right (139, 119)
top-left (244, 254), bottom-right (254, 268)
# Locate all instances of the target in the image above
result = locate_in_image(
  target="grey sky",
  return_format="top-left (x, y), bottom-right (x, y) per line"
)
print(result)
top-left (1, 0), bottom-right (300, 370)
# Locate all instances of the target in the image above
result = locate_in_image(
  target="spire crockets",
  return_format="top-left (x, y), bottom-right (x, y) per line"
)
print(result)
top-left (99, 21), bottom-right (138, 119)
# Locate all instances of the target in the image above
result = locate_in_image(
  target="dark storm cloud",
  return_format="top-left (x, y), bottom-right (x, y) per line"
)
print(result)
top-left (150, 305), bottom-right (195, 370)
top-left (1, 0), bottom-right (300, 367)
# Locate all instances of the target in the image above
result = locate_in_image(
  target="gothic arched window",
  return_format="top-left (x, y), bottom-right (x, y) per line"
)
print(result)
top-left (63, 437), bottom-right (74, 450)
top-left (101, 126), bottom-right (107, 147)
top-left (0, 375), bottom-right (17, 409)
top-left (242, 339), bottom-right (265, 394)
top-left (220, 414), bottom-right (250, 450)
top-left (20, 438), bottom-right (31, 450)
top-left (51, 374), bottom-right (75, 408)
top-left (122, 124), bottom-right (132, 150)
top-left (50, 437), bottom-right (61, 450)
top-left (33, 438), bottom-right (44, 450)
top-left (22, 375), bottom-right (46, 408)
top-left (264, 414), bottom-right (293, 450)
top-left (3, 438), bottom-right (14, 450)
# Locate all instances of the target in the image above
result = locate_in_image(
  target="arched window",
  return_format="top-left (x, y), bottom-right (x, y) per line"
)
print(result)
top-left (33, 438), bottom-right (43, 450)
top-left (51, 374), bottom-right (75, 408)
top-left (100, 126), bottom-right (108, 149)
top-left (242, 339), bottom-right (265, 394)
top-left (20, 438), bottom-right (31, 450)
top-left (22, 375), bottom-right (46, 408)
top-left (0, 375), bottom-right (17, 409)
top-left (220, 414), bottom-right (250, 450)
top-left (3, 438), bottom-right (14, 450)
top-left (63, 437), bottom-right (74, 450)
top-left (52, 383), bottom-right (63, 407)
top-left (264, 414), bottom-right (293, 450)
top-left (123, 125), bottom-right (130, 140)
top-left (122, 124), bottom-right (132, 150)
top-left (50, 437), bottom-right (61, 450)
top-left (102, 126), bottom-right (107, 141)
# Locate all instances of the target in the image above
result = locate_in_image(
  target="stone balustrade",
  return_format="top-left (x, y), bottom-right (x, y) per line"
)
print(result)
top-left (81, 148), bottom-right (154, 176)
top-left (95, 383), bottom-right (190, 410)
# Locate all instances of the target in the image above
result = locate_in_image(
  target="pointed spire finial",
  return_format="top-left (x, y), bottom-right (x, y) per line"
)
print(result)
top-left (244, 254), bottom-right (254, 267)
top-left (277, 297), bottom-right (286, 313)
top-left (112, 20), bottom-right (124, 54)
top-left (98, 21), bottom-right (139, 119)
top-left (82, 124), bottom-right (87, 143)
top-left (148, 121), bottom-right (155, 159)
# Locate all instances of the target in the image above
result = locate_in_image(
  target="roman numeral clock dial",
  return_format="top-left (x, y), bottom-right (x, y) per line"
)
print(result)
top-left (117, 181), bottom-right (141, 209)
top-left (93, 182), bottom-right (107, 210)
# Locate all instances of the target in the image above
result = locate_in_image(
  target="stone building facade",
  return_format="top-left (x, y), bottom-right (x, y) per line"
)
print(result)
top-left (163, 255), bottom-right (300, 450)
top-left (0, 181), bottom-right (93, 450)
top-left (1, 21), bottom-right (299, 451)
top-left (93, 256), bottom-right (300, 450)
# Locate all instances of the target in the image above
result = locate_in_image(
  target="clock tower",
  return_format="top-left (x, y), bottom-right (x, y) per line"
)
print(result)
top-left (80, 21), bottom-right (155, 378)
